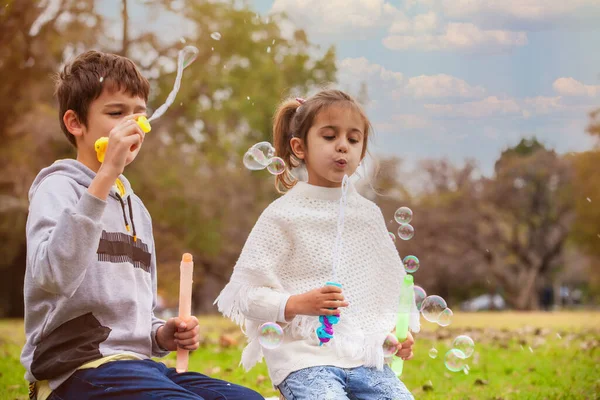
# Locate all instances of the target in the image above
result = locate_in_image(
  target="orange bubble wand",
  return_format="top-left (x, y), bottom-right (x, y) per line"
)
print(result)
top-left (176, 253), bottom-right (194, 373)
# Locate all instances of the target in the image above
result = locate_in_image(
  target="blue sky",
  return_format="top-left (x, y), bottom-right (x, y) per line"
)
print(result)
top-left (101, 0), bottom-right (600, 175)
top-left (250, 0), bottom-right (600, 174)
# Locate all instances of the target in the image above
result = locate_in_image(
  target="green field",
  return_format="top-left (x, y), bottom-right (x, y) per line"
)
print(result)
top-left (1, 312), bottom-right (599, 399)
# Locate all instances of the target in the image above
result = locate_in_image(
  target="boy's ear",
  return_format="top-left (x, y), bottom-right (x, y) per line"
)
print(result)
top-left (290, 137), bottom-right (305, 160)
top-left (63, 110), bottom-right (84, 138)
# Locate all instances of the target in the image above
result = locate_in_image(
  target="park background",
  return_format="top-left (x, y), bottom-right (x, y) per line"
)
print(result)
top-left (0, 0), bottom-right (599, 398)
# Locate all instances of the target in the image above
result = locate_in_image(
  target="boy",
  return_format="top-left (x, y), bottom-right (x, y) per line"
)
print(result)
top-left (21, 50), bottom-right (264, 400)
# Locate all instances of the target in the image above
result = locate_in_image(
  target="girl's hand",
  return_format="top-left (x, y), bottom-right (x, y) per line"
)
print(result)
top-left (285, 285), bottom-right (349, 319)
top-left (395, 331), bottom-right (415, 360)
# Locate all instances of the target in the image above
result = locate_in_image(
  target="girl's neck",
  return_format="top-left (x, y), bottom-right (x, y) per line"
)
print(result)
top-left (292, 180), bottom-right (354, 201)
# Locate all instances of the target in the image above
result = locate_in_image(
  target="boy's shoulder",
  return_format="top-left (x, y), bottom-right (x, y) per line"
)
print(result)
top-left (29, 160), bottom-right (89, 202)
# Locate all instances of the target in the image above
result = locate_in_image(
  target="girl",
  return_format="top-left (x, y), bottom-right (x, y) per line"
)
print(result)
top-left (216, 89), bottom-right (420, 399)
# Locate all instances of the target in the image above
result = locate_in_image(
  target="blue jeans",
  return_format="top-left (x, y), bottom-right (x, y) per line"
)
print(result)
top-left (48, 359), bottom-right (264, 400)
top-left (277, 365), bottom-right (414, 400)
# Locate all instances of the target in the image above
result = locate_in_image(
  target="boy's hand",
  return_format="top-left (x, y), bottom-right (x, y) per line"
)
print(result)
top-left (395, 331), bottom-right (415, 360)
top-left (285, 285), bottom-right (349, 320)
top-left (156, 316), bottom-right (200, 352)
top-left (99, 114), bottom-right (146, 179)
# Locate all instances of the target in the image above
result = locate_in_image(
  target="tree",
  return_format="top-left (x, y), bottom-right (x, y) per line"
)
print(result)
top-left (483, 141), bottom-right (575, 309)
top-left (0, 0), bottom-right (103, 317)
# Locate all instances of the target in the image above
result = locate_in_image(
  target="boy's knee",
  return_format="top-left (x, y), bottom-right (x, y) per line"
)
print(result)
top-left (235, 387), bottom-right (265, 400)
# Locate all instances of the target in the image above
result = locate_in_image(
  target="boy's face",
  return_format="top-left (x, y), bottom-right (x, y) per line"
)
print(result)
top-left (67, 88), bottom-right (147, 171)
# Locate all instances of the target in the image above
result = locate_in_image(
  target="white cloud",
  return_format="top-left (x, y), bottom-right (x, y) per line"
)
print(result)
top-left (391, 114), bottom-right (435, 129)
top-left (523, 96), bottom-right (565, 115)
top-left (336, 58), bottom-right (404, 106)
top-left (425, 96), bottom-right (521, 118)
top-left (405, 74), bottom-right (486, 98)
top-left (553, 77), bottom-right (600, 97)
top-left (337, 57), bottom-right (489, 103)
top-left (270, 0), bottom-right (399, 36)
top-left (383, 22), bottom-right (527, 53)
top-left (441, 0), bottom-right (600, 25)
top-left (389, 11), bottom-right (439, 34)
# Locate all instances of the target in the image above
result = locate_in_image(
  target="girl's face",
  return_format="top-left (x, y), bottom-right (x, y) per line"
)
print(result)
top-left (292, 104), bottom-right (366, 188)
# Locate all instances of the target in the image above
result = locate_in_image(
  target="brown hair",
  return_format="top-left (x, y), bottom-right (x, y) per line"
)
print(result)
top-left (54, 50), bottom-right (150, 147)
top-left (272, 89), bottom-right (371, 192)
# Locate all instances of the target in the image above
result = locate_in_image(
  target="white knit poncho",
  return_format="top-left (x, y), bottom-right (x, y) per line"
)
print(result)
top-left (215, 181), bottom-right (420, 386)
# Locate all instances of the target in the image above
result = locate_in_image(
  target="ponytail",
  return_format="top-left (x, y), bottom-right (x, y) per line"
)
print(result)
top-left (272, 99), bottom-right (301, 192)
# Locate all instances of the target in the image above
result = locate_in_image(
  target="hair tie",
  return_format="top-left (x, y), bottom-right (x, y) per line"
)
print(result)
top-left (295, 97), bottom-right (306, 104)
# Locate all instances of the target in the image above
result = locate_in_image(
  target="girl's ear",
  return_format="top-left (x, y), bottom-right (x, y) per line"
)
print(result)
top-left (290, 137), bottom-right (306, 160)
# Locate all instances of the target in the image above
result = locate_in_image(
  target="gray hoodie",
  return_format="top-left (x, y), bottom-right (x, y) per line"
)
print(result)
top-left (21, 159), bottom-right (169, 390)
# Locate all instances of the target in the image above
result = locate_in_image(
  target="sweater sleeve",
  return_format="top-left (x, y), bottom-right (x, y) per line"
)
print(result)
top-left (215, 203), bottom-right (293, 325)
top-left (26, 175), bottom-right (106, 298)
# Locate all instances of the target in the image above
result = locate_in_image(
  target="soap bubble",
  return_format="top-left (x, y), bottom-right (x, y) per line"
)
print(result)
top-left (267, 157), bottom-right (286, 175)
top-left (182, 46), bottom-right (199, 69)
top-left (211, 32), bottom-right (222, 40)
top-left (413, 285), bottom-right (427, 311)
top-left (250, 142), bottom-right (275, 166)
top-left (403, 255), bottom-right (420, 273)
top-left (428, 347), bottom-right (438, 359)
top-left (397, 224), bottom-right (414, 241)
top-left (389, 232), bottom-right (396, 243)
top-left (243, 151), bottom-right (266, 171)
top-left (421, 295), bottom-right (447, 323)
top-left (382, 333), bottom-right (399, 357)
top-left (444, 348), bottom-right (467, 372)
top-left (437, 308), bottom-right (453, 327)
top-left (258, 322), bottom-right (283, 349)
top-left (394, 207), bottom-right (413, 224)
top-left (452, 335), bottom-right (475, 358)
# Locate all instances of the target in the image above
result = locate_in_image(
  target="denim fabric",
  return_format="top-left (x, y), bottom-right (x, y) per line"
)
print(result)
top-left (277, 365), bottom-right (414, 400)
top-left (47, 359), bottom-right (264, 400)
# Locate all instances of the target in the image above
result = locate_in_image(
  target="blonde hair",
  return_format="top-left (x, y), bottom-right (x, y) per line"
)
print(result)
top-left (272, 89), bottom-right (371, 192)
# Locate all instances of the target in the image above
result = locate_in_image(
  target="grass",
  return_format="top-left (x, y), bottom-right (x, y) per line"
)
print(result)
top-left (1, 312), bottom-right (599, 399)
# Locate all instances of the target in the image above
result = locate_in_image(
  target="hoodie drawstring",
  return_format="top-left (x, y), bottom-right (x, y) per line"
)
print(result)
top-left (115, 193), bottom-right (136, 241)
top-left (127, 196), bottom-right (137, 242)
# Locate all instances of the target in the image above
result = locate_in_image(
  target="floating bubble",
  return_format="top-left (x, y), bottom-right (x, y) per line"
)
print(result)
top-left (182, 46), bottom-right (199, 69)
top-left (403, 255), bottom-right (420, 273)
top-left (437, 308), bottom-right (453, 327)
top-left (394, 206), bottom-right (413, 224)
top-left (413, 285), bottom-right (427, 311)
top-left (452, 335), bottom-right (475, 358)
top-left (382, 333), bottom-right (399, 357)
top-left (211, 32), bottom-right (222, 40)
top-left (267, 46), bottom-right (271, 53)
top-left (428, 347), bottom-right (438, 359)
top-left (389, 232), bottom-right (396, 243)
top-left (463, 365), bottom-right (470, 375)
top-left (243, 151), bottom-right (267, 171)
top-left (267, 157), bottom-right (286, 175)
top-left (398, 224), bottom-right (414, 241)
top-left (251, 142), bottom-right (275, 166)
top-left (421, 295), bottom-right (447, 323)
top-left (148, 46), bottom-right (199, 122)
top-left (258, 322), bottom-right (283, 349)
top-left (444, 348), bottom-right (467, 372)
